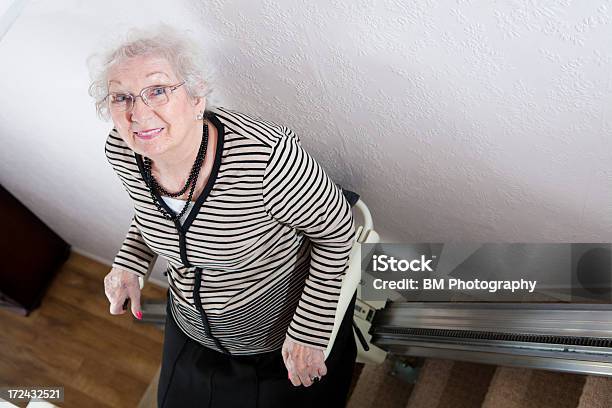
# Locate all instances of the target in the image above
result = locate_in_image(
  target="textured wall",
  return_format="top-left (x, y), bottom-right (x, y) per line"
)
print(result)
top-left (0, 1), bottom-right (610, 283)
top-left (188, 0), bottom-right (612, 242)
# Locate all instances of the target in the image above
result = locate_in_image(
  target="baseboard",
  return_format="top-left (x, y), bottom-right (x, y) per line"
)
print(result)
top-left (71, 246), bottom-right (115, 266)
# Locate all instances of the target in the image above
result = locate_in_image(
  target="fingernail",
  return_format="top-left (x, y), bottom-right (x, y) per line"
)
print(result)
top-left (136, 311), bottom-right (142, 320)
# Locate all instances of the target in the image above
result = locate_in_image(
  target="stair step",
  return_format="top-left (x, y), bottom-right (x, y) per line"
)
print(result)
top-left (406, 359), bottom-right (453, 408)
top-left (406, 359), bottom-right (495, 408)
top-left (577, 375), bottom-right (612, 408)
top-left (347, 357), bottom-right (414, 408)
top-left (348, 358), bottom-right (612, 407)
top-left (482, 367), bottom-right (586, 408)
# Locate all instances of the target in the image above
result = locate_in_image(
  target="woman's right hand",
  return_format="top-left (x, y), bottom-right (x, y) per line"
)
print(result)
top-left (104, 267), bottom-right (143, 320)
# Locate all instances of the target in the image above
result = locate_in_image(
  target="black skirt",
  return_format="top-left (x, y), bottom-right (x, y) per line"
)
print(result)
top-left (157, 291), bottom-right (358, 408)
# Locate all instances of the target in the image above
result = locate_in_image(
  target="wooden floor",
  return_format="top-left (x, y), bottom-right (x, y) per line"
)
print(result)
top-left (0, 251), bottom-right (167, 408)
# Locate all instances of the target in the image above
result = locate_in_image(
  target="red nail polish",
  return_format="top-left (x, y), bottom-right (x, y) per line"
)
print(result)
top-left (136, 311), bottom-right (143, 320)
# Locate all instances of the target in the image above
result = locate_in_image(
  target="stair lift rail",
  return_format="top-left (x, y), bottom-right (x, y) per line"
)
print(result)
top-left (371, 302), bottom-right (612, 376)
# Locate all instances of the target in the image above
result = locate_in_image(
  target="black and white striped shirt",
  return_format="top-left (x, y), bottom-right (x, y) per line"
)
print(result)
top-left (105, 106), bottom-right (355, 355)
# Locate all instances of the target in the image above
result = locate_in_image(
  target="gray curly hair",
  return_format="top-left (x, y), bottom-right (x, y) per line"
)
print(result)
top-left (87, 23), bottom-right (213, 121)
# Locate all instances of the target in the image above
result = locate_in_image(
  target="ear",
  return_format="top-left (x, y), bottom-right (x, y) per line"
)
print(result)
top-left (192, 78), bottom-right (207, 106)
top-left (192, 95), bottom-right (206, 112)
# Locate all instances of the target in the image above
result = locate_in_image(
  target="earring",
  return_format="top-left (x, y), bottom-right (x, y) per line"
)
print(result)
top-left (196, 111), bottom-right (204, 120)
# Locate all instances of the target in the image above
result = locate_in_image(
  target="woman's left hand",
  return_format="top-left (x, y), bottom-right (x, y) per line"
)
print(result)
top-left (281, 337), bottom-right (327, 387)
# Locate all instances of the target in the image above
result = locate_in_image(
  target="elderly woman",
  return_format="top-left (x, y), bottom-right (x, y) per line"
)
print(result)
top-left (89, 25), bottom-right (356, 408)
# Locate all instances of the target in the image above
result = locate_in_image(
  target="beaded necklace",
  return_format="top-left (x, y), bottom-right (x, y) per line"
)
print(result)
top-left (143, 122), bottom-right (209, 222)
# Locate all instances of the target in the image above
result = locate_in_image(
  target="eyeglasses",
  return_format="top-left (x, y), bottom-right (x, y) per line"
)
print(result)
top-left (106, 81), bottom-right (186, 113)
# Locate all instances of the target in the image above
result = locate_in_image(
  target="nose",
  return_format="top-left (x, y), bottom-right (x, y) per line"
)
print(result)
top-left (128, 95), bottom-right (154, 123)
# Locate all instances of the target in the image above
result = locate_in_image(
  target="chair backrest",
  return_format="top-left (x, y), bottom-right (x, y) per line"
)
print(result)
top-left (323, 196), bottom-right (380, 360)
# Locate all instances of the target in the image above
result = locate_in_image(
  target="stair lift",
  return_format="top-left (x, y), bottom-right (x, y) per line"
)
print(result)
top-left (139, 193), bottom-right (612, 378)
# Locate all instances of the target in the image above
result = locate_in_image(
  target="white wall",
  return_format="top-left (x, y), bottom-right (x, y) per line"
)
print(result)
top-left (0, 0), bottom-right (611, 283)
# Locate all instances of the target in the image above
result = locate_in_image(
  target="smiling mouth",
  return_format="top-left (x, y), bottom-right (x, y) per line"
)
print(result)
top-left (134, 128), bottom-right (164, 139)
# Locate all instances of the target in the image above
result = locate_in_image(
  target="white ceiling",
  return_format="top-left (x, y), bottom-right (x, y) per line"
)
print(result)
top-left (1, 0), bottom-right (611, 283)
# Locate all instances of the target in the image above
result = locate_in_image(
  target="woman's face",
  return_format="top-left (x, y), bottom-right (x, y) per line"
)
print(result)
top-left (107, 55), bottom-right (204, 159)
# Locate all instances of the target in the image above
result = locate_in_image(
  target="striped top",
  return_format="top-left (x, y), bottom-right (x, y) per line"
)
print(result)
top-left (105, 106), bottom-right (355, 355)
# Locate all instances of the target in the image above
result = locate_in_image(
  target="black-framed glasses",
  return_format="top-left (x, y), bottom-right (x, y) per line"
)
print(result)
top-left (106, 82), bottom-right (186, 113)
